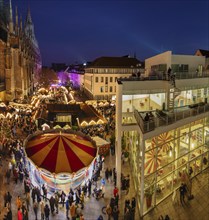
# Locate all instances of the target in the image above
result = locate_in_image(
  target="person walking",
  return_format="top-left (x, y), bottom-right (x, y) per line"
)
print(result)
top-left (80, 213), bottom-right (85, 220)
top-left (70, 203), bottom-right (76, 220)
top-left (17, 208), bottom-right (23, 220)
top-left (4, 207), bottom-right (12, 220)
top-left (80, 191), bottom-right (85, 209)
top-left (40, 200), bottom-right (45, 220)
top-left (54, 192), bottom-right (59, 214)
top-left (113, 186), bottom-right (119, 198)
top-left (66, 199), bottom-right (70, 220)
top-left (87, 180), bottom-right (92, 197)
top-left (105, 168), bottom-right (109, 181)
top-left (49, 195), bottom-right (55, 215)
top-left (112, 206), bottom-right (119, 220)
top-left (23, 209), bottom-right (29, 220)
top-left (5, 169), bottom-right (11, 184)
top-left (44, 204), bottom-right (50, 220)
top-left (33, 200), bottom-right (38, 220)
top-left (106, 204), bottom-right (112, 220)
top-left (60, 191), bottom-right (66, 208)
top-left (16, 196), bottom-right (22, 210)
top-left (42, 184), bottom-right (47, 201)
top-left (165, 215), bottom-right (170, 220)
top-left (179, 183), bottom-right (187, 205)
top-left (25, 192), bottom-right (30, 211)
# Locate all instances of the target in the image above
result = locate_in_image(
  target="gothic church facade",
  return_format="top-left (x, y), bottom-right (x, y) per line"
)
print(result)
top-left (0, 0), bottom-right (41, 101)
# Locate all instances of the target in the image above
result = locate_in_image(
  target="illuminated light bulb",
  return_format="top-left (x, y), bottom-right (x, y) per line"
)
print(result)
top-left (191, 143), bottom-right (194, 149)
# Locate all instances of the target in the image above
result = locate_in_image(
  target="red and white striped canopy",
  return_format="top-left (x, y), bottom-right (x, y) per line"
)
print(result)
top-left (25, 132), bottom-right (97, 174)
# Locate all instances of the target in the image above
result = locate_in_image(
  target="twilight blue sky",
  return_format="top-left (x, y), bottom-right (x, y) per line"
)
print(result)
top-left (13, 0), bottom-right (209, 66)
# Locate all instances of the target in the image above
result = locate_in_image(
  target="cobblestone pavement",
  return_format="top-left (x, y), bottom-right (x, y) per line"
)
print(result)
top-left (144, 168), bottom-right (209, 220)
top-left (0, 152), bottom-right (137, 220)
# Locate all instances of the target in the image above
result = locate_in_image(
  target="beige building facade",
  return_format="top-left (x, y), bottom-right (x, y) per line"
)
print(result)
top-left (84, 56), bottom-right (143, 100)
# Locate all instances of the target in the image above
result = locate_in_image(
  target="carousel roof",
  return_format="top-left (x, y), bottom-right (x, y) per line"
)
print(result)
top-left (25, 131), bottom-right (97, 174)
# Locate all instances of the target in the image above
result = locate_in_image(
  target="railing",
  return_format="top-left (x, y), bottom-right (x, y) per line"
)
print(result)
top-left (134, 103), bottom-right (209, 133)
top-left (119, 71), bottom-right (209, 82)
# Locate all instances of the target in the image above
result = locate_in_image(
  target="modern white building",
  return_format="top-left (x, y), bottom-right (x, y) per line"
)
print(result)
top-left (84, 56), bottom-right (143, 101)
top-left (195, 49), bottom-right (209, 73)
top-left (115, 51), bottom-right (209, 218)
top-left (145, 51), bottom-right (206, 78)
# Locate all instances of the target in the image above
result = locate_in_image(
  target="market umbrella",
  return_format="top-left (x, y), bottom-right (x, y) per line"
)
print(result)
top-left (152, 132), bottom-right (172, 153)
top-left (144, 147), bottom-right (162, 175)
top-left (25, 132), bottom-right (97, 174)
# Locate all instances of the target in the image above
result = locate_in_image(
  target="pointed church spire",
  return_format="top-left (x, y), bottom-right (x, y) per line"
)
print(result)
top-left (26, 6), bottom-right (32, 24)
top-left (9, 0), bottom-right (14, 33)
top-left (20, 15), bottom-right (22, 32)
top-left (15, 6), bottom-right (19, 34)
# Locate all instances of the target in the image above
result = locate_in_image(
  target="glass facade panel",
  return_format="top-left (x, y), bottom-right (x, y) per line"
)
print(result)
top-left (122, 93), bottom-right (166, 113)
top-left (131, 116), bottom-right (209, 216)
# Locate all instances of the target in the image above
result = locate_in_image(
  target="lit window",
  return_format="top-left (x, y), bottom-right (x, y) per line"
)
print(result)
top-left (95, 77), bottom-right (98, 83)
top-left (101, 77), bottom-right (104, 83)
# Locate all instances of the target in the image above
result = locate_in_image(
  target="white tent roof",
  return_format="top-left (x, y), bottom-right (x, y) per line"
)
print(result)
top-left (92, 136), bottom-right (110, 147)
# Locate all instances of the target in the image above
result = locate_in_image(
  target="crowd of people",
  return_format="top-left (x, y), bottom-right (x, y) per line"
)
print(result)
top-left (0, 94), bottom-right (136, 220)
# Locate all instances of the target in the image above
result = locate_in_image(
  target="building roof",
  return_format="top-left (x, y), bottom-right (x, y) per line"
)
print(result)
top-left (36, 103), bottom-right (106, 125)
top-left (196, 49), bottom-right (209, 58)
top-left (87, 56), bottom-right (142, 68)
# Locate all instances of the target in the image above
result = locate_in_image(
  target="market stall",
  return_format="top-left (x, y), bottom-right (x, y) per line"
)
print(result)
top-left (92, 136), bottom-right (110, 156)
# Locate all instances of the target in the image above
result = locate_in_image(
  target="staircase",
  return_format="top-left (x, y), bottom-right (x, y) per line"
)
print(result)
top-left (168, 87), bottom-right (181, 112)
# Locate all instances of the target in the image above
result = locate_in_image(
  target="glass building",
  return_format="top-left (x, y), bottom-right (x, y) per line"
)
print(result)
top-left (115, 71), bottom-right (209, 217)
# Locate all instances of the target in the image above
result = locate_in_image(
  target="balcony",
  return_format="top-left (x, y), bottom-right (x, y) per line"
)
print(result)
top-left (134, 102), bottom-right (209, 133)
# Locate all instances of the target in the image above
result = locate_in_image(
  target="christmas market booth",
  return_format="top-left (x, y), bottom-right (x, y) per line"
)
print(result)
top-left (92, 136), bottom-right (110, 156)
top-left (24, 129), bottom-right (98, 193)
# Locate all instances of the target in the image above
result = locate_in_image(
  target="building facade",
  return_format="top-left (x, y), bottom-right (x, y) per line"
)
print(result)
top-left (84, 56), bottom-right (143, 101)
top-left (0, 0), bottom-right (41, 101)
top-left (145, 51), bottom-right (206, 78)
top-left (195, 49), bottom-right (209, 73)
top-left (115, 52), bottom-right (209, 218)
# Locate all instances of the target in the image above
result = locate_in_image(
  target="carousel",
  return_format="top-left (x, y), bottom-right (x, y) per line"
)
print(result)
top-left (24, 129), bottom-right (98, 193)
